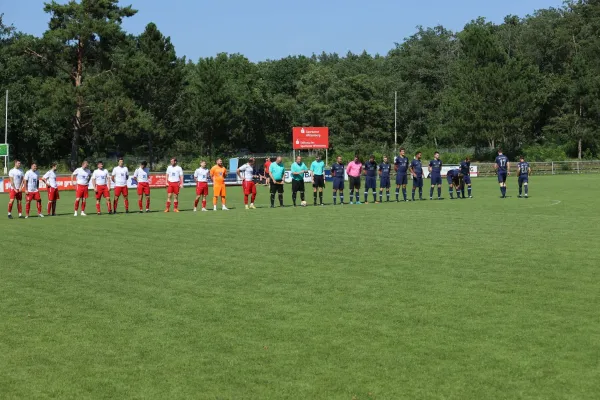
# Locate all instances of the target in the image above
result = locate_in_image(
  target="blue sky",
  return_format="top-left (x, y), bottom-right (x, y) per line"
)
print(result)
top-left (2, 0), bottom-right (562, 62)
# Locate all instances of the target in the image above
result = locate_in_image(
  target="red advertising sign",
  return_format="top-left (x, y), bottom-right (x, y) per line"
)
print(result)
top-left (292, 127), bottom-right (329, 149)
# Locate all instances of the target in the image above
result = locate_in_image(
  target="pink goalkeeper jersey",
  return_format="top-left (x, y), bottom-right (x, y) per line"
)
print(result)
top-left (346, 161), bottom-right (362, 177)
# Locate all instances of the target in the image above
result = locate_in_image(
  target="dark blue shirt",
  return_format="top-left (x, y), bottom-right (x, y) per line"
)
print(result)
top-left (394, 156), bottom-right (409, 173)
top-left (410, 159), bottom-right (423, 177)
top-left (518, 162), bottom-right (530, 176)
top-left (447, 169), bottom-right (459, 178)
top-left (364, 161), bottom-right (378, 177)
top-left (460, 161), bottom-right (471, 176)
top-left (331, 162), bottom-right (345, 179)
top-left (429, 159), bottom-right (442, 176)
top-left (495, 155), bottom-right (509, 172)
top-left (379, 162), bottom-right (391, 177)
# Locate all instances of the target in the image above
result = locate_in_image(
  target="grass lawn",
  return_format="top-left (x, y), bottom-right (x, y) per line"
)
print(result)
top-left (1, 175), bottom-right (599, 399)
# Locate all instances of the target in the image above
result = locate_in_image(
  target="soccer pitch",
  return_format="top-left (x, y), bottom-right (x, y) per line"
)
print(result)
top-left (1, 175), bottom-right (599, 399)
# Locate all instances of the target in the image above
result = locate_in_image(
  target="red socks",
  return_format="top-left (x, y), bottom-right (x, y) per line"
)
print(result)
top-left (146, 198), bottom-right (150, 210)
top-left (74, 200), bottom-right (79, 211)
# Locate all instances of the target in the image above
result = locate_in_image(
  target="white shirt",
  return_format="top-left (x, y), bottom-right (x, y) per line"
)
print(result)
top-left (239, 163), bottom-right (255, 181)
top-left (194, 167), bottom-right (209, 183)
top-left (112, 166), bottom-right (129, 187)
top-left (133, 167), bottom-right (149, 183)
top-left (8, 168), bottom-right (24, 190)
top-left (73, 168), bottom-right (91, 186)
top-left (24, 170), bottom-right (40, 192)
top-left (166, 165), bottom-right (183, 183)
top-left (43, 170), bottom-right (58, 189)
top-left (92, 169), bottom-right (109, 186)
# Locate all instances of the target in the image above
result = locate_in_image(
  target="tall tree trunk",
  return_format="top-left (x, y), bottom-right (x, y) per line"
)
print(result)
top-left (577, 101), bottom-right (583, 160)
top-left (71, 96), bottom-right (81, 171)
top-left (71, 39), bottom-right (84, 170)
top-left (148, 131), bottom-right (154, 170)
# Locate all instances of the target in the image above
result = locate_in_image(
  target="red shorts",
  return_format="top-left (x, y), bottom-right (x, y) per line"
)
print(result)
top-left (47, 187), bottom-right (60, 201)
top-left (167, 181), bottom-right (181, 195)
top-left (76, 184), bottom-right (89, 199)
top-left (9, 189), bottom-right (22, 201)
top-left (243, 181), bottom-right (256, 195)
top-left (137, 182), bottom-right (150, 196)
top-left (114, 186), bottom-right (128, 197)
top-left (196, 182), bottom-right (208, 196)
top-left (95, 185), bottom-right (110, 200)
top-left (26, 192), bottom-right (41, 202)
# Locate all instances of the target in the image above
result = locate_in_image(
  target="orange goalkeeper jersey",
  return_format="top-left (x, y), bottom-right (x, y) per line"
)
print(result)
top-left (210, 165), bottom-right (227, 185)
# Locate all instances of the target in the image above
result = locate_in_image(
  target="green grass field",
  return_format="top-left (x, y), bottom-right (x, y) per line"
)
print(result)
top-left (1, 175), bottom-right (599, 399)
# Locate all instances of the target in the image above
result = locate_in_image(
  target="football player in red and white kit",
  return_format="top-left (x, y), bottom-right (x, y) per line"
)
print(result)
top-left (71, 161), bottom-right (91, 216)
top-left (164, 157), bottom-right (183, 212)
top-left (7, 159), bottom-right (24, 219)
top-left (23, 163), bottom-right (44, 218)
top-left (91, 160), bottom-right (112, 215)
top-left (42, 162), bottom-right (59, 216)
top-left (111, 158), bottom-right (130, 213)
top-left (237, 157), bottom-right (257, 209)
top-left (133, 161), bottom-right (151, 213)
top-left (193, 160), bottom-right (209, 212)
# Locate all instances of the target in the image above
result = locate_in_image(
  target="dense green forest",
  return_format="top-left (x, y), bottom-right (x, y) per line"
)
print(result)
top-left (1, 0), bottom-right (600, 169)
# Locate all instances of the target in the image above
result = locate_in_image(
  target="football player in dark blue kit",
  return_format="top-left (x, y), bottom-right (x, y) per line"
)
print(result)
top-left (446, 169), bottom-right (462, 199)
top-left (410, 151), bottom-right (424, 201)
top-left (428, 151), bottom-right (443, 200)
top-left (494, 149), bottom-right (510, 198)
top-left (363, 155), bottom-right (378, 203)
top-left (379, 156), bottom-right (392, 202)
top-left (331, 156), bottom-right (345, 205)
top-left (517, 156), bottom-right (531, 198)
top-left (394, 148), bottom-right (409, 202)
top-left (459, 156), bottom-right (472, 198)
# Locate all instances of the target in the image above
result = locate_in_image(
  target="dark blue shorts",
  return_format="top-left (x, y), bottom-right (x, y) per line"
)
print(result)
top-left (463, 175), bottom-right (471, 185)
top-left (447, 175), bottom-right (454, 185)
top-left (413, 176), bottom-right (423, 188)
top-left (431, 175), bottom-right (442, 185)
top-left (498, 171), bottom-right (507, 183)
top-left (333, 177), bottom-right (344, 190)
top-left (380, 176), bottom-right (390, 189)
top-left (518, 176), bottom-right (528, 185)
top-left (396, 173), bottom-right (408, 186)
top-left (365, 176), bottom-right (377, 190)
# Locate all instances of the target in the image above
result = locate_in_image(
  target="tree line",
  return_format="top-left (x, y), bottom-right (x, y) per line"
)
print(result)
top-left (1, 0), bottom-right (599, 170)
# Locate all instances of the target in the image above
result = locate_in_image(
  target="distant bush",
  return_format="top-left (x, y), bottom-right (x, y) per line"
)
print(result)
top-left (521, 145), bottom-right (568, 161)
